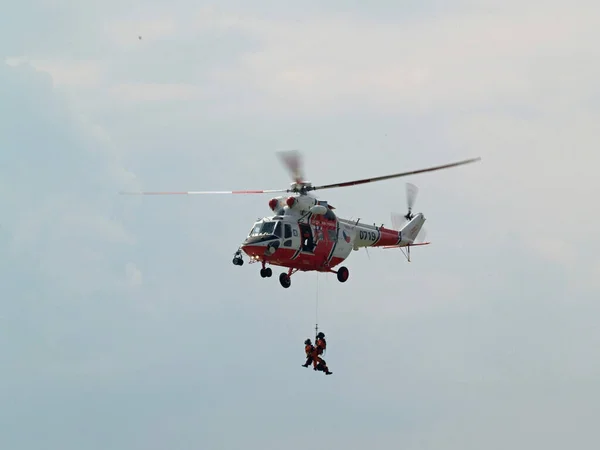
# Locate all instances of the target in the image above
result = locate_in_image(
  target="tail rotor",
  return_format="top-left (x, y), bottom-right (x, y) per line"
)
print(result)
top-left (404, 182), bottom-right (418, 221)
top-left (392, 182), bottom-right (419, 230)
top-left (391, 182), bottom-right (427, 243)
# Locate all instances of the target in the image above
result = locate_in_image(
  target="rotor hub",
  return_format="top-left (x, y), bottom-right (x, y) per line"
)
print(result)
top-left (289, 181), bottom-right (312, 193)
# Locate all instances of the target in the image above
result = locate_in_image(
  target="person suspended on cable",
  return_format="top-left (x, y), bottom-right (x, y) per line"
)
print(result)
top-left (314, 357), bottom-right (332, 375)
top-left (302, 338), bottom-right (314, 368)
top-left (313, 332), bottom-right (332, 375)
top-left (315, 332), bottom-right (326, 356)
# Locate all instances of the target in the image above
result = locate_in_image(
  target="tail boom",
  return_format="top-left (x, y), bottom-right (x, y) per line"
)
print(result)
top-left (337, 214), bottom-right (424, 249)
top-left (338, 212), bottom-right (427, 250)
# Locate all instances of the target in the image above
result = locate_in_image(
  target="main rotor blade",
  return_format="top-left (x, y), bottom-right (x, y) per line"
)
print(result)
top-left (119, 189), bottom-right (288, 195)
top-left (308, 157), bottom-right (481, 192)
top-left (276, 150), bottom-right (305, 184)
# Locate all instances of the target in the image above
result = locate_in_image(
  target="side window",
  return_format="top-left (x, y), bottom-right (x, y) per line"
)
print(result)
top-left (328, 229), bottom-right (337, 241)
top-left (284, 224), bottom-right (292, 247)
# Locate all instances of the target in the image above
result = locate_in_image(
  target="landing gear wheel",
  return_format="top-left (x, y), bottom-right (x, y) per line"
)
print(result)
top-left (279, 272), bottom-right (291, 288)
top-left (337, 266), bottom-right (349, 282)
top-left (260, 267), bottom-right (273, 278)
top-left (233, 258), bottom-right (243, 266)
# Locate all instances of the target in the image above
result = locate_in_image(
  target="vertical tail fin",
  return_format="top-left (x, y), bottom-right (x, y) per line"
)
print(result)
top-left (391, 182), bottom-right (427, 245)
top-left (398, 213), bottom-right (426, 245)
top-left (387, 212), bottom-right (429, 261)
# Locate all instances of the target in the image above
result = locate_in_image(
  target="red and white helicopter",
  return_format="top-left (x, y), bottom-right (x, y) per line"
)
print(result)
top-left (121, 151), bottom-right (480, 288)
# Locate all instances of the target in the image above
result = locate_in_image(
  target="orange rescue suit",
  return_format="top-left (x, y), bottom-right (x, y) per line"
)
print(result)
top-left (313, 337), bottom-right (326, 368)
top-left (305, 343), bottom-right (314, 356)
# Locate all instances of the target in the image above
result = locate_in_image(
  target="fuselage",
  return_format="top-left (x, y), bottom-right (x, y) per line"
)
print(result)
top-left (240, 194), bottom-right (425, 272)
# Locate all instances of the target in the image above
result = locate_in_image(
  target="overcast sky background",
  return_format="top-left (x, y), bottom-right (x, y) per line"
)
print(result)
top-left (1, 1), bottom-right (599, 449)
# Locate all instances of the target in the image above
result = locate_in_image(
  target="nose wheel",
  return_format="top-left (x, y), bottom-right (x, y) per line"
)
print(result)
top-left (232, 249), bottom-right (244, 266)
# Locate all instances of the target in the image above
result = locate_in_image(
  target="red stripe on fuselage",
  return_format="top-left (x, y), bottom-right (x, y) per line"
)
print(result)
top-left (370, 226), bottom-right (400, 247)
top-left (241, 245), bottom-right (345, 271)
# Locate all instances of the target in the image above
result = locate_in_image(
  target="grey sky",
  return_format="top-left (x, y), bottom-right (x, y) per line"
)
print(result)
top-left (2, 1), bottom-right (600, 449)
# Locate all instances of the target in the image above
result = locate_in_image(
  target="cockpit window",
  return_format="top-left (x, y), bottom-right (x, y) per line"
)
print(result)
top-left (261, 221), bottom-right (276, 235)
top-left (249, 221), bottom-right (278, 236)
top-left (250, 223), bottom-right (262, 235)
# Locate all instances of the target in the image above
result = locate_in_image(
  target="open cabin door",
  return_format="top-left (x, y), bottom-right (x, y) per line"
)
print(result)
top-left (308, 214), bottom-right (338, 266)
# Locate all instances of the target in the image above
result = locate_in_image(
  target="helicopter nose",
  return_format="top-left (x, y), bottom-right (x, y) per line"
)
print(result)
top-left (240, 243), bottom-right (262, 258)
top-left (241, 239), bottom-right (280, 258)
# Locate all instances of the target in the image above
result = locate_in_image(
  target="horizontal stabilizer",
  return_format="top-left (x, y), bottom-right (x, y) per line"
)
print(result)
top-left (382, 242), bottom-right (430, 249)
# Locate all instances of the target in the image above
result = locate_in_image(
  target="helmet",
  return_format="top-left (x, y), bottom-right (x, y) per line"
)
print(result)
top-left (317, 332), bottom-right (325, 338)
top-left (304, 339), bottom-right (312, 345)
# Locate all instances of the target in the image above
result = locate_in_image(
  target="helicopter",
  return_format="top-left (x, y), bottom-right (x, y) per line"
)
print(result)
top-left (120, 151), bottom-right (481, 288)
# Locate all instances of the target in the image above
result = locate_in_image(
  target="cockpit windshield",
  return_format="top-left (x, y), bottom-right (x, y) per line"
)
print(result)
top-left (249, 221), bottom-right (282, 237)
top-left (261, 221), bottom-right (276, 235)
top-left (250, 222), bottom-right (262, 235)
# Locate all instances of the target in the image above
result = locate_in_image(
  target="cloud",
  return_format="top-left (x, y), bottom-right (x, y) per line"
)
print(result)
top-left (400, 381), bottom-right (599, 450)
top-left (23, 2), bottom-right (595, 151)
top-left (125, 262), bottom-right (143, 287)
top-left (3, 4), bottom-right (262, 105)
top-left (0, 60), bottom-right (139, 295)
top-left (192, 5), bottom-right (597, 115)
top-left (447, 109), bottom-right (600, 279)
top-left (108, 82), bottom-right (204, 102)
top-left (104, 15), bottom-right (177, 49)
top-left (12, 58), bottom-right (107, 88)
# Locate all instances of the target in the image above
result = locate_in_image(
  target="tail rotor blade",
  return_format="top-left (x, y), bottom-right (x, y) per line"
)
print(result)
top-left (391, 213), bottom-right (407, 230)
top-left (406, 182), bottom-right (418, 211)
